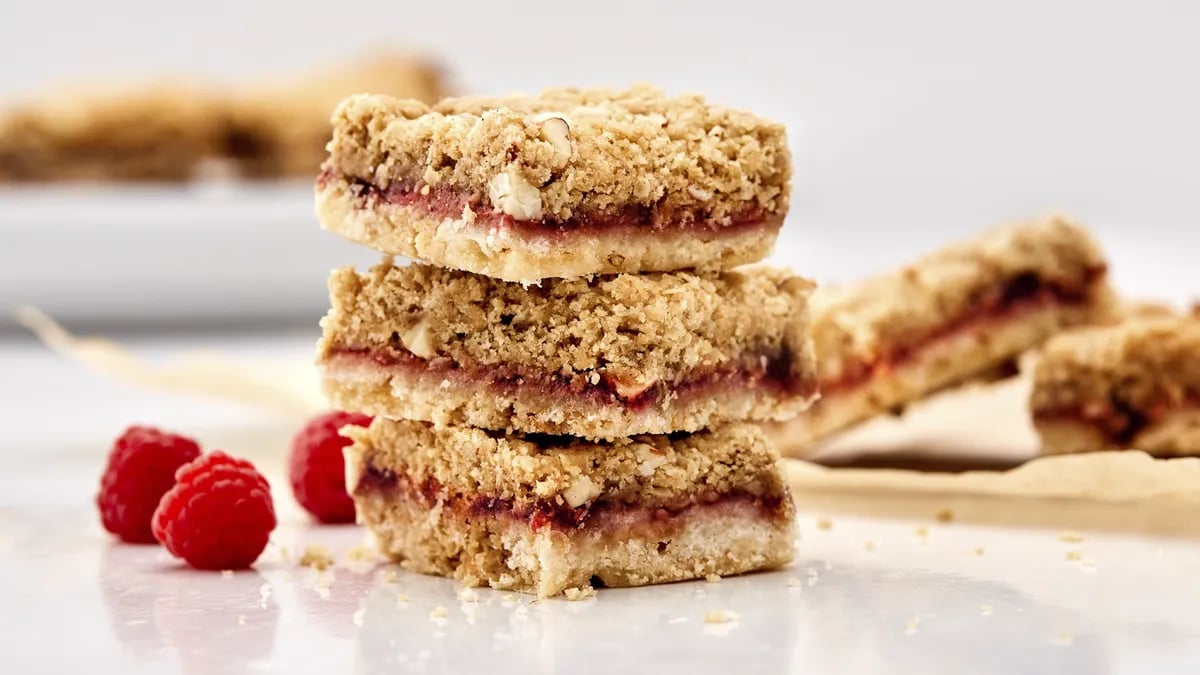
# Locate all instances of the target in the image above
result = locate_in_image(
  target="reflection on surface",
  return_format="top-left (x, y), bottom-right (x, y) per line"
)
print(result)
top-left (100, 545), bottom-right (279, 674)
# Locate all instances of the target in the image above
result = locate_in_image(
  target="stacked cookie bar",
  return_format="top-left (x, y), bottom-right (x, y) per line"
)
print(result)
top-left (315, 85), bottom-right (819, 596)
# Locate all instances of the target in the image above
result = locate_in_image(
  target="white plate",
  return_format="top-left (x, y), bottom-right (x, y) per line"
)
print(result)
top-left (0, 183), bottom-right (377, 328)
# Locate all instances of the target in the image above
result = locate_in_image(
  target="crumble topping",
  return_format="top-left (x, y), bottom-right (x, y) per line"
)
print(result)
top-left (324, 84), bottom-right (790, 222)
top-left (320, 260), bottom-right (815, 391)
top-left (344, 419), bottom-right (787, 508)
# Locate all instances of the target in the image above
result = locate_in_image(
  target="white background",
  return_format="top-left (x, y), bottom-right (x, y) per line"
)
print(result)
top-left (1, 0), bottom-right (1197, 325)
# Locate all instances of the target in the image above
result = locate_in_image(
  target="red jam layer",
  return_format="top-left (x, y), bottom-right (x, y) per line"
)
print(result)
top-left (325, 344), bottom-right (816, 412)
top-left (1034, 394), bottom-right (1200, 445)
top-left (823, 267), bottom-right (1108, 396)
top-left (319, 168), bottom-right (781, 237)
top-left (357, 468), bottom-right (788, 533)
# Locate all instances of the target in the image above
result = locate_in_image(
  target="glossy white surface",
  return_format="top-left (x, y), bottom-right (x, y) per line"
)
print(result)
top-left (3, 334), bottom-right (1200, 673)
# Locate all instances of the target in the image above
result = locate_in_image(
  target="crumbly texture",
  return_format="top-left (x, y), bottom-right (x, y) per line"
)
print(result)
top-left (767, 300), bottom-right (1101, 455)
top-left (809, 214), bottom-right (1113, 385)
top-left (0, 86), bottom-right (226, 181)
top-left (314, 181), bottom-right (780, 281)
top-left (344, 419), bottom-right (789, 506)
top-left (346, 419), bottom-right (796, 596)
top-left (324, 84), bottom-right (790, 223)
top-left (319, 261), bottom-right (817, 437)
top-left (1031, 316), bottom-right (1200, 456)
top-left (0, 53), bottom-right (443, 182)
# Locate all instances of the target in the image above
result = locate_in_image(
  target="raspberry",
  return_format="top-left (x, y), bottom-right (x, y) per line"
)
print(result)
top-left (152, 451), bottom-right (276, 570)
top-left (96, 426), bottom-right (202, 543)
top-left (288, 411), bottom-right (372, 523)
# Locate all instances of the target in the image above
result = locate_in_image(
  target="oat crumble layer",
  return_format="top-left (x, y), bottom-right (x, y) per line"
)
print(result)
top-left (346, 419), bottom-right (796, 596)
top-left (318, 260), bottom-right (818, 437)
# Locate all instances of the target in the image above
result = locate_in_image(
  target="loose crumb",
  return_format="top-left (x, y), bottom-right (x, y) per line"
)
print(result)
top-left (345, 544), bottom-right (377, 563)
top-left (935, 508), bottom-right (955, 523)
top-left (705, 573), bottom-right (722, 583)
top-left (1065, 550), bottom-right (1084, 561)
top-left (299, 545), bottom-right (334, 571)
top-left (1054, 631), bottom-right (1074, 646)
top-left (815, 517), bottom-right (833, 531)
top-left (277, 545), bottom-right (290, 562)
top-left (564, 586), bottom-right (596, 601)
top-left (429, 606), bottom-right (448, 619)
top-left (905, 616), bottom-right (921, 635)
top-left (379, 569), bottom-right (398, 583)
top-left (1059, 531), bottom-right (1085, 544)
top-left (967, 547), bottom-right (985, 556)
top-left (980, 604), bottom-right (994, 616)
top-left (396, 593), bottom-right (410, 604)
top-left (913, 526), bottom-right (929, 538)
top-left (864, 540), bottom-right (878, 552)
top-left (704, 610), bottom-right (740, 624)
top-left (457, 587), bottom-right (480, 602)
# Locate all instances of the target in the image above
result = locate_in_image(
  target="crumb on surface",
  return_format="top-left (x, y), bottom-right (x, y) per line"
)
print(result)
top-left (429, 606), bottom-right (448, 619)
top-left (968, 547), bottom-right (985, 556)
top-left (905, 616), bottom-right (921, 635)
top-left (864, 540), bottom-right (878, 552)
top-left (236, 614), bottom-right (246, 626)
top-left (1065, 550), bottom-right (1084, 561)
top-left (1059, 531), bottom-right (1085, 543)
top-left (379, 568), bottom-right (398, 583)
top-left (704, 610), bottom-right (741, 624)
top-left (564, 585), bottom-right (596, 601)
top-left (457, 587), bottom-right (480, 602)
top-left (345, 544), bottom-right (377, 563)
top-left (935, 508), bottom-right (955, 523)
top-left (815, 517), bottom-right (833, 531)
top-left (396, 593), bottom-right (410, 603)
top-left (705, 573), bottom-right (722, 583)
top-left (787, 577), bottom-right (804, 588)
top-left (981, 604), bottom-right (995, 616)
top-left (913, 526), bottom-right (929, 537)
top-left (299, 545), bottom-right (334, 571)
top-left (1055, 631), bottom-right (1074, 646)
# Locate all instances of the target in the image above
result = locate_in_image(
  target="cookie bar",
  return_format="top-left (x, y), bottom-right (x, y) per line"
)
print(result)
top-left (766, 215), bottom-right (1115, 454)
top-left (316, 85), bottom-right (791, 281)
top-left (318, 260), bottom-right (818, 439)
top-left (345, 419), bottom-right (796, 597)
top-left (0, 86), bottom-right (224, 181)
top-left (224, 53), bottom-right (445, 179)
top-left (1031, 316), bottom-right (1200, 456)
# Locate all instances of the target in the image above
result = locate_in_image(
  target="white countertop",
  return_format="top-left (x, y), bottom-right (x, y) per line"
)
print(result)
top-left (2, 334), bottom-right (1199, 674)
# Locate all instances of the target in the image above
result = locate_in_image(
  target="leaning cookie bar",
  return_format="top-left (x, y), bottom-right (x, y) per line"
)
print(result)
top-left (766, 215), bottom-right (1115, 455)
top-left (318, 261), bottom-right (819, 439)
top-left (1031, 316), bottom-right (1200, 457)
top-left (345, 419), bottom-right (796, 597)
top-left (316, 85), bottom-right (790, 281)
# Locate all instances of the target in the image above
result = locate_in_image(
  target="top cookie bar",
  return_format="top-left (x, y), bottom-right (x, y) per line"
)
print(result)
top-left (316, 85), bottom-right (791, 281)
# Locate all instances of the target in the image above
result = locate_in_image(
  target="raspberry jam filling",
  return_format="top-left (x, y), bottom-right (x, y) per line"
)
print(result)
top-left (823, 267), bottom-right (1108, 395)
top-left (1034, 394), bottom-right (1200, 445)
top-left (319, 168), bottom-right (781, 236)
top-left (356, 466), bottom-right (788, 532)
top-left (324, 343), bottom-right (815, 411)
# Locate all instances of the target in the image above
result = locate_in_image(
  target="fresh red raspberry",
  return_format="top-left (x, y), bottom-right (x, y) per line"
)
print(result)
top-left (96, 426), bottom-right (202, 543)
top-left (152, 451), bottom-right (276, 570)
top-left (288, 411), bottom-right (372, 523)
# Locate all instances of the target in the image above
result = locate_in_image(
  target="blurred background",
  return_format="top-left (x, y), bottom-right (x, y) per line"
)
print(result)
top-left (1, 0), bottom-right (1197, 331)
